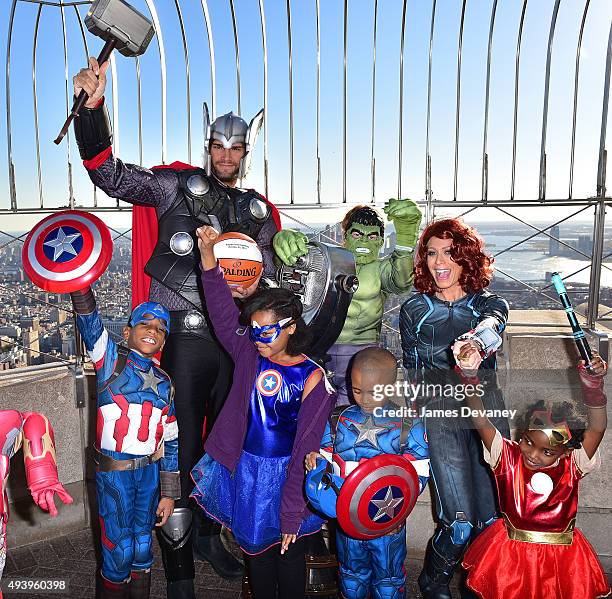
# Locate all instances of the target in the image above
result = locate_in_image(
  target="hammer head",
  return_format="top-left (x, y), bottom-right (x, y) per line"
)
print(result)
top-left (85, 0), bottom-right (155, 58)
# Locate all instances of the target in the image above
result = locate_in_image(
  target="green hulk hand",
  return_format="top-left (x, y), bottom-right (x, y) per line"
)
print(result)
top-left (383, 198), bottom-right (422, 249)
top-left (273, 229), bottom-right (309, 266)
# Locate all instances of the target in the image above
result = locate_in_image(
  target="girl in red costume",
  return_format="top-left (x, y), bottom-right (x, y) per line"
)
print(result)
top-left (455, 345), bottom-right (610, 599)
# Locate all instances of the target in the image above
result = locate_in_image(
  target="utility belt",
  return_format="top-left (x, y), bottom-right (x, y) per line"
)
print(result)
top-left (95, 445), bottom-right (164, 472)
top-left (169, 309), bottom-right (212, 339)
top-left (503, 514), bottom-right (574, 546)
top-left (170, 309), bottom-right (210, 338)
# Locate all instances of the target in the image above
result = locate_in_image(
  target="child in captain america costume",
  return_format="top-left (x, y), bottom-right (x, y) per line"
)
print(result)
top-left (70, 286), bottom-right (180, 599)
top-left (306, 347), bottom-right (430, 599)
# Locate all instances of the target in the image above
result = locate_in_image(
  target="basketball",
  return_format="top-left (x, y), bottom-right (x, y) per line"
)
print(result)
top-left (213, 232), bottom-right (263, 288)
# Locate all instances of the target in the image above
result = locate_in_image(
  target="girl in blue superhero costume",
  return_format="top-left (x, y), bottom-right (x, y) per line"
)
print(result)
top-left (190, 225), bottom-right (336, 599)
top-left (399, 218), bottom-right (509, 599)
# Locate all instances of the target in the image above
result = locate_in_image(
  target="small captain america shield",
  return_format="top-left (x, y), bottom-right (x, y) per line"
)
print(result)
top-left (336, 454), bottom-right (419, 540)
top-left (22, 210), bottom-right (113, 293)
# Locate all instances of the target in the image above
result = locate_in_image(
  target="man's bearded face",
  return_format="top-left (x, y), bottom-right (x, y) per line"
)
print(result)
top-left (344, 222), bottom-right (384, 265)
top-left (210, 141), bottom-right (246, 183)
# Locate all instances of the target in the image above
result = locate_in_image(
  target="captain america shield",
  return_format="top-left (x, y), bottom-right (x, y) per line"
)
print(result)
top-left (22, 210), bottom-right (113, 293)
top-left (336, 454), bottom-right (420, 540)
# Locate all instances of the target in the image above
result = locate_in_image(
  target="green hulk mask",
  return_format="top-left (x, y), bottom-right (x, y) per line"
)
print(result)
top-left (344, 222), bottom-right (385, 265)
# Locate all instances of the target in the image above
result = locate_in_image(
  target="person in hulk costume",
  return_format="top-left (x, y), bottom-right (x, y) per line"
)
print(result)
top-left (273, 199), bottom-right (422, 404)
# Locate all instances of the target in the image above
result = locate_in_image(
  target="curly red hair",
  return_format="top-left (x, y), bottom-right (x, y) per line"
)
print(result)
top-left (413, 218), bottom-right (494, 294)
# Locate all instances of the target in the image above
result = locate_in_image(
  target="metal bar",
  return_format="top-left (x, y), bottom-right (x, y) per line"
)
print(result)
top-left (569, 0), bottom-right (591, 199)
top-left (59, 1), bottom-right (74, 208)
top-left (493, 267), bottom-right (564, 309)
top-left (109, 53), bottom-right (119, 158)
top-left (453, 0), bottom-right (467, 202)
top-left (2, 198), bottom-right (608, 215)
top-left (286, 0), bottom-right (295, 204)
top-left (493, 204), bottom-right (594, 259)
top-left (32, 4), bottom-right (44, 209)
top-left (425, 0), bottom-right (437, 210)
top-left (143, 0), bottom-right (166, 164)
top-left (5, 0), bottom-right (17, 210)
top-left (511, 0), bottom-right (528, 201)
top-left (173, 0), bottom-right (191, 165)
top-left (590, 23), bottom-right (612, 325)
top-left (0, 231), bottom-right (27, 253)
top-left (539, 247), bottom-right (612, 286)
top-left (342, 0), bottom-right (348, 203)
top-left (228, 0), bottom-right (241, 115)
top-left (370, 0), bottom-right (378, 204)
top-left (199, 1), bottom-right (216, 119)
top-left (599, 307), bottom-right (612, 319)
top-left (316, 0), bottom-right (321, 204)
top-left (587, 200), bottom-right (606, 327)
top-left (398, 0), bottom-right (408, 199)
top-left (72, 4), bottom-right (94, 207)
top-left (481, 0), bottom-right (498, 203)
top-left (597, 19), bottom-right (612, 198)
top-left (135, 56), bottom-right (143, 166)
top-left (258, 0), bottom-right (269, 197)
top-left (538, 0), bottom-right (561, 201)
top-left (19, 0), bottom-right (92, 5)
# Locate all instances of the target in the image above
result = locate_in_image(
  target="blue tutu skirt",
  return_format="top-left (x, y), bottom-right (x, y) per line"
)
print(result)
top-left (191, 450), bottom-right (323, 555)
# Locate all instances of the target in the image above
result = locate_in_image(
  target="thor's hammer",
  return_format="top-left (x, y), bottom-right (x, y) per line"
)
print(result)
top-left (55, 0), bottom-right (155, 145)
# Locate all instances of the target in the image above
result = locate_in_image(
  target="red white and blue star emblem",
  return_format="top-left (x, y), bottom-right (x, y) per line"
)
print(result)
top-left (22, 210), bottom-right (113, 293)
top-left (256, 369), bottom-right (282, 396)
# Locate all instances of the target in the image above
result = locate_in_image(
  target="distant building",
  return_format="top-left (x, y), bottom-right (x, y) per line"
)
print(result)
top-left (578, 234), bottom-right (592, 255)
top-left (21, 328), bottom-right (40, 365)
top-left (50, 307), bottom-right (67, 325)
top-left (20, 316), bottom-right (40, 331)
top-left (61, 335), bottom-right (76, 357)
top-left (549, 225), bottom-right (560, 256)
top-left (0, 325), bottom-right (20, 338)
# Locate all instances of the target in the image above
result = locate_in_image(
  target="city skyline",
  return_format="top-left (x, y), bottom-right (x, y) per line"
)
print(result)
top-left (1, 220), bottom-right (610, 369)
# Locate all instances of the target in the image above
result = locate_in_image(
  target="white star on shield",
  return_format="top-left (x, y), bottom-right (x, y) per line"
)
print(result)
top-left (43, 227), bottom-right (81, 262)
top-left (264, 375), bottom-right (276, 390)
top-left (139, 368), bottom-right (163, 394)
top-left (371, 487), bottom-right (404, 521)
top-left (353, 415), bottom-right (383, 448)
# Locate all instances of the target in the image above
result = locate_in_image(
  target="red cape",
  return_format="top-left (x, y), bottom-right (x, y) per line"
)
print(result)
top-left (131, 162), bottom-right (281, 308)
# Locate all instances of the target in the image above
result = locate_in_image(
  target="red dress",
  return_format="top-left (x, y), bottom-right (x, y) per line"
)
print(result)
top-left (463, 432), bottom-right (610, 599)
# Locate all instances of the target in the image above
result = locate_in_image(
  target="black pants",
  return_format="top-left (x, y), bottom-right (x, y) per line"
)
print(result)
top-left (159, 330), bottom-right (233, 580)
top-left (245, 537), bottom-right (308, 599)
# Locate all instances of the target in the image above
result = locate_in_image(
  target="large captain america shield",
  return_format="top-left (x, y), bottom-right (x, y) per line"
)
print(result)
top-left (336, 454), bottom-right (420, 540)
top-left (22, 210), bottom-right (113, 293)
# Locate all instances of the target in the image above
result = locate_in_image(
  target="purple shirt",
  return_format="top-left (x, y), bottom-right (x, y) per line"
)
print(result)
top-left (200, 266), bottom-right (337, 534)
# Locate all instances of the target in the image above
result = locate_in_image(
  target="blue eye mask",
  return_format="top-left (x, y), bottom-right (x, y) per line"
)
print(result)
top-left (249, 317), bottom-right (294, 344)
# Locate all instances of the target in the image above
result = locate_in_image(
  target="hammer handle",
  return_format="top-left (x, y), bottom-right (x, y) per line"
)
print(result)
top-left (54, 38), bottom-right (117, 145)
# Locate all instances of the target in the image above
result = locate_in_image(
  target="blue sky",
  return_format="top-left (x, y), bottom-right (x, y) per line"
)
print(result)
top-left (0, 0), bottom-right (611, 231)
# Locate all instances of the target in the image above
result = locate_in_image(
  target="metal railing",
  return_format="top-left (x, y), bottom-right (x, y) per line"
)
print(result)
top-left (0, 0), bottom-right (610, 368)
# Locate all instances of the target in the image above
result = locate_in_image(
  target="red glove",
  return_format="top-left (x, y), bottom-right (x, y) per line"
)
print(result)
top-left (22, 412), bottom-right (74, 516)
top-left (578, 364), bottom-right (607, 408)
